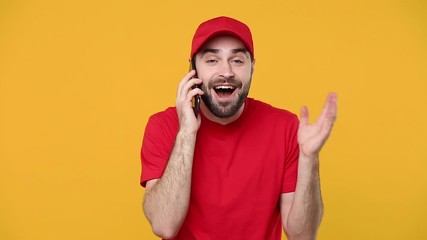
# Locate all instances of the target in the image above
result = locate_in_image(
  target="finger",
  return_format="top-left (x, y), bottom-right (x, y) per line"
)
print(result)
top-left (184, 88), bottom-right (204, 104)
top-left (321, 93), bottom-right (338, 135)
top-left (177, 70), bottom-right (197, 98)
top-left (318, 92), bottom-right (337, 123)
top-left (177, 82), bottom-right (204, 113)
top-left (325, 92), bottom-right (338, 123)
top-left (300, 105), bottom-right (309, 126)
top-left (179, 78), bottom-right (203, 102)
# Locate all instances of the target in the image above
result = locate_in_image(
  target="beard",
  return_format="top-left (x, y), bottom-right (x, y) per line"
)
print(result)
top-left (200, 78), bottom-right (251, 118)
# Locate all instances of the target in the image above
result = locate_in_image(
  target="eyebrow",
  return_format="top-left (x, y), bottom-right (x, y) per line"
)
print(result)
top-left (200, 48), bottom-right (220, 55)
top-left (200, 48), bottom-right (249, 56)
top-left (231, 48), bottom-right (249, 55)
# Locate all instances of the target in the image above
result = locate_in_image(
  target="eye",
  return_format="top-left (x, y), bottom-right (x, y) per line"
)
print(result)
top-left (231, 59), bottom-right (244, 64)
top-left (206, 59), bottom-right (218, 64)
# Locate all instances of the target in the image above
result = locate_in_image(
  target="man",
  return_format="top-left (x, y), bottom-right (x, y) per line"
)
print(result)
top-left (140, 16), bottom-right (337, 240)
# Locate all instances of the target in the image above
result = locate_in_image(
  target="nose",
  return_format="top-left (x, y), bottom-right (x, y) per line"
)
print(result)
top-left (219, 61), bottom-right (234, 79)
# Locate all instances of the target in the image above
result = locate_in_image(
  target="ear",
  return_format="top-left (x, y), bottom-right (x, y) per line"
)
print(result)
top-left (188, 58), bottom-right (193, 71)
top-left (251, 59), bottom-right (256, 75)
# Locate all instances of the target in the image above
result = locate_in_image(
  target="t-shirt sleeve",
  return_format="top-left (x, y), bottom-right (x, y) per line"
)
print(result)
top-left (140, 112), bottom-right (177, 187)
top-left (281, 114), bottom-right (300, 193)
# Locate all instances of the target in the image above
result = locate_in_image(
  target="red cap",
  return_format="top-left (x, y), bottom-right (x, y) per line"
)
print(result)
top-left (190, 16), bottom-right (254, 59)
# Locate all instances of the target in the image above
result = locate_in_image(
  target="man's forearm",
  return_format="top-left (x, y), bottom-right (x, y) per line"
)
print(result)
top-left (143, 130), bottom-right (197, 238)
top-left (286, 154), bottom-right (323, 240)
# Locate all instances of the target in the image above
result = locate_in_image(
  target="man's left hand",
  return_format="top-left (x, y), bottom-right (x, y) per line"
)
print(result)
top-left (298, 93), bottom-right (338, 158)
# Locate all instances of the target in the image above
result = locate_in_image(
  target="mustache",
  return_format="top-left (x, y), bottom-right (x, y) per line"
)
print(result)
top-left (206, 79), bottom-right (243, 89)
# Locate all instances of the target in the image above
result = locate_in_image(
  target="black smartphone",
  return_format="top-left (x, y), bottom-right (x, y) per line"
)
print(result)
top-left (190, 59), bottom-right (201, 116)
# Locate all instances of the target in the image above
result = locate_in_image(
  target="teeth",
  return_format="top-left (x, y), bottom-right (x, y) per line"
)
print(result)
top-left (214, 86), bottom-right (235, 90)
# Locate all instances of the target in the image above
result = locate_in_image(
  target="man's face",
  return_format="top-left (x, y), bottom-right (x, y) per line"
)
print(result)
top-left (195, 36), bottom-right (254, 118)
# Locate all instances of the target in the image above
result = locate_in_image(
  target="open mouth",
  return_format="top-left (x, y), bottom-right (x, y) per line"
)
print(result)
top-left (214, 85), bottom-right (236, 98)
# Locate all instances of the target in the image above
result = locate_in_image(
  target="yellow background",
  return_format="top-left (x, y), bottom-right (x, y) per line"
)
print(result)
top-left (1, 0), bottom-right (426, 239)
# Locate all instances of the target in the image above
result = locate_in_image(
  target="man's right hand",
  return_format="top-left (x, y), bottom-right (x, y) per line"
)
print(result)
top-left (176, 70), bottom-right (204, 134)
top-left (143, 70), bottom-right (203, 238)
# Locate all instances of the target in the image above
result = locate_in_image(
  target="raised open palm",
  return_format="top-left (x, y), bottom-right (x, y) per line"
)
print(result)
top-left (298, 93), bottom-right (338, 158)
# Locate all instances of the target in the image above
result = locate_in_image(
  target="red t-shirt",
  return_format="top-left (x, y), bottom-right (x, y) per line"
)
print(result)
top-left (141, 98), bottom-right (299, 240)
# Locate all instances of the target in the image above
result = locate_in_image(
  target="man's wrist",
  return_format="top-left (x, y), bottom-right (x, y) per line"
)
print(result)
top-left (177, 129), bottom-right (198, 146)
top-left (298, 152), bottom-right (320, 171)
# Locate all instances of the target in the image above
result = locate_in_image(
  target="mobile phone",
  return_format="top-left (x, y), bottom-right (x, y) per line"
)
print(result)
top-left (190, 59), bottom-right (201, 116)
